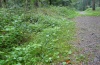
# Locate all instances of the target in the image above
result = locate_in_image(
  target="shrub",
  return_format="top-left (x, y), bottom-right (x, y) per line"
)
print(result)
top-left (0, 9), bottom-right (31, 49)
top-left (0, 6), bottom-right (76, 65)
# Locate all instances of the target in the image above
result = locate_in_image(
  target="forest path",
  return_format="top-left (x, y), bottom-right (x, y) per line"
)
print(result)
top-left (79, 11), bottom-right (86, 15)
top-left (74, 16), bottom-right (100, 65)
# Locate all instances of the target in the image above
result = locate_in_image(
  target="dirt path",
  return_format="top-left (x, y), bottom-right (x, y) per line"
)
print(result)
top-left (75, 16), bottom-right (100, 65)
top-left (79, 11), bottom-right (86, 15)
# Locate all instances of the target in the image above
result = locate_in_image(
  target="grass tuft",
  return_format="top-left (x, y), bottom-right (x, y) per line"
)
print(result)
top-left (85, 7), bottom-right (100, 16)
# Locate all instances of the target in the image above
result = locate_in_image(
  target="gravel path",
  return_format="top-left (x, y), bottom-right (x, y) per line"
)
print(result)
top-left (75, 16), bottom-right (100, 65)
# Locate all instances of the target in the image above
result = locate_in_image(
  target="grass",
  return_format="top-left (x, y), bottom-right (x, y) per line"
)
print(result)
top-left (85, 7), bottom-right (100, 16)
top-left (37, 6), bottom-right (78, 19)
top-left (0, 6), bottom-right (79, 65)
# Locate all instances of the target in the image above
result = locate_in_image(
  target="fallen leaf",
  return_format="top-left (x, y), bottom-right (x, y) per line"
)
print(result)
top-left (66, 59), bottom-right (71, 64)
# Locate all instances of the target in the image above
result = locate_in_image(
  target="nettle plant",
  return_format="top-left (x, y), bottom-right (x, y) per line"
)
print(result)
top-left (3, 15), bottom-right (74, 64)
top-left (0, 7), bottom-right (76, 65)
top-left (0, 9), bottom-right (31, 48)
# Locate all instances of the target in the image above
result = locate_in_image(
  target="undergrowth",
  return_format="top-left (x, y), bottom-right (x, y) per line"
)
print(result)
top-left (85, 7), bottom-right (100, 16)
top-left (0, 6), bottom-right (78, 65)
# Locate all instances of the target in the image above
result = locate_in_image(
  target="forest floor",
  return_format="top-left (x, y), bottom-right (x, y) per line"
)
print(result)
top-left (74, 16), bottom-right (100, 65)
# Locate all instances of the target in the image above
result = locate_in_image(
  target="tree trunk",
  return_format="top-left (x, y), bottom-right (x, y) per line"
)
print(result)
top-left (25, 0), bottom-right (28, 11)
top-left (3, 0), bottom-right (7, 8)
top-left (0, 0), bottom-right (2, 7)
top-left (82, 0), bottom-right (86, 11)
top-left (99, 0), bottom-right (100, 7)
top-left (34, 0), bottom-right (39, 7)
top-left (92, 0), bottom-right (95, 10)
top-left (49, 0), bottom-right (52, 5)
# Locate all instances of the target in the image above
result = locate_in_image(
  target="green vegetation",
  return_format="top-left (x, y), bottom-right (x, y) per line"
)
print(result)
top-left (1, 0), bottom-right (100, 65)
top-left (0, 6), bottom-right (78, 65)
top-left (85, 7), bottom-right (100, 16)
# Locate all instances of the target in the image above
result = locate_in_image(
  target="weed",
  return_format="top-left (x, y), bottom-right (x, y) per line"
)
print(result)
top-left (0, 6), bottom-right (77, 65)
top-left (85, 7), bottom-right (100, 16)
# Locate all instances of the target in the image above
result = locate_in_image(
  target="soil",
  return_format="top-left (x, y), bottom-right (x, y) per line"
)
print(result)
top-left (75, 16), bottom-right (100, 65)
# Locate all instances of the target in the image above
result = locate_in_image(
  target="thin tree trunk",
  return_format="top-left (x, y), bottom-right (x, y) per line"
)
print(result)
top-left (49, 0), bottom-right (52, 5)
top-left (3, 0), bottom-right (7, 8)
top-left (92, 0), bottom-right (95, 10)
top-left (34, 0), bottom-right (39, 7)
top-left (99, 0), bottom-right (100, 7)
top-left (0, 0), bottom-right (2, 7)
top-left (24, 0), bottom-right (27, 11)
top-left (82, 0), bottom-right (86, 11)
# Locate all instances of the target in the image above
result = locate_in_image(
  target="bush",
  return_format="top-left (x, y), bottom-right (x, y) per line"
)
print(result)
top-left (0, 6), bottom-right (76, 64)
top-left (0, 9), bottom-right (32, 49)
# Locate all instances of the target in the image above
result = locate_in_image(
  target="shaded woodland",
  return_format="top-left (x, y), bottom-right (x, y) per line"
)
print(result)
top-left (0, 0), bottom-right (100, 10)
top-left (0, 0), bottom-right (100, 65)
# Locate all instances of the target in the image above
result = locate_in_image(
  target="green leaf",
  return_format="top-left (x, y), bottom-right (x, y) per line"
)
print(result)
top-left (68, 50), bottom-right (72, 55)
top-left (62, 62), bottom-right (66, 65)
top-left (16, 63), bottom-right (22, 65)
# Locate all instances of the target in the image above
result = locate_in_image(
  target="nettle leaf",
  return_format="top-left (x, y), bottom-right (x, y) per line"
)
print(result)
top-left (68, 50), bottom-right (72, 55)
top-left (15, 48), bottom-right (21, 51)
top-left (4, 26), bottom-right (15, 31)
top-left (16, 63), bottom-right (22, 65)
top-left (18, 57), bottom-right (23, 61)
top-left (49, 57), bottom-right (52, 61)
top-left (62, 62), bottom-right (66, 65)
top-left (0, 60), bottom-right (5, 65)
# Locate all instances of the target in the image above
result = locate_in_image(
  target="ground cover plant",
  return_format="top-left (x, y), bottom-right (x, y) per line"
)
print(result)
top-left (0, 6), bottom-right (78, 65)
top-left (85, 7), bottom-right (100, 16)
top-left (0, 0), bottom-right (100, 65)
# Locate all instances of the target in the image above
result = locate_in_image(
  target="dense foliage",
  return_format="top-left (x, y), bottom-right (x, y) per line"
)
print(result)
top-left (0, 6), bottom-right (78, 65)
top-left (0, 0), bottom-right (100, 65)
top-left (0, 0), bottom-right (99, 11)
top-left (85, 7), bottom-right (100, 16)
